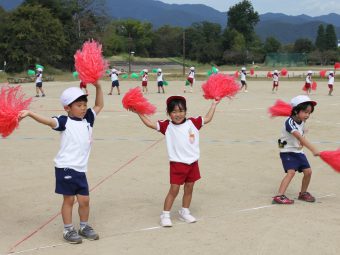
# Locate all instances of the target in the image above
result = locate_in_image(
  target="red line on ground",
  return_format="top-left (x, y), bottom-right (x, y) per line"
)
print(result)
top-left (7, 138), bottom-right (164, 253)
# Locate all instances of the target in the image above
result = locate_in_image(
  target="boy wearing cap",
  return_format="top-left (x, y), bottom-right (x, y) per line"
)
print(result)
top-left (133, 95), bottom-right (219, 227)
top-left (304, 71), bottom-right (313, 95)
top-left (142, 69), bottom-right (148, 94)
top-left (273, 95), bottom-right (320, 204)
top-left (157, 68), bottom-right (165, 94)
top-left (272, 70), bottom-right (279, 93)
top-left (35, 68), bottom-right (45, 97)
top-left (19, 82), bottom-right (104, 244)
top-left (328, 71), bottom-right (335, 96)
top-left (240, 67), bottom-right (248, 92)
top-left (184, 67), bottom-right (195, 93)
top-left (108, 68), bottom-right (123, 95)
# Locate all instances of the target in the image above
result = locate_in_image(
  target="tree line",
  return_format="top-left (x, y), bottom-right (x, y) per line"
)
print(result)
top-left (0, 0), bottom-right (339, 72)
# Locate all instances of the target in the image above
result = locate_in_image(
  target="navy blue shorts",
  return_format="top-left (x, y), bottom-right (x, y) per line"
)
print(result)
top-left (112, 80), bottom-right (119, 87)
top-left (36, 82), bottom-right (42, 87)
top-left (55, 167), bottom-right (89, 196)
top-left (158, 81), bottom-right (163, 87)
top-left (280, 152), bottom-right (311, 173)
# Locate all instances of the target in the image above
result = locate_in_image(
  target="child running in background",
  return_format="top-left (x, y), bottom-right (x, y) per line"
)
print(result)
top-left (142, 69), bottom-right (148, 94)
top-left (304, 71), bottom-right (313, 95)
top-left (328, 71), bottom-right (335, 96)
top-left (157, 68), bottom-right (165, 94)
top-left (19, 83), bottom-right (104, 244)
top-left (272, 70), bottom-right (279, 93)
top-left (108, 68), bottom-right (123, 95)
top-left (133, 96), bottom-right (220, 227)
top-left (80, 80), bottom-right (89, 95)
top-left (184, 66), bottom-right (195, 93)
top-left (35, 67), bottom-right (45, 97)
top-left (240, 67), bottom-right (248, 92)
top-left (273, 95), bottom-right (319, 204)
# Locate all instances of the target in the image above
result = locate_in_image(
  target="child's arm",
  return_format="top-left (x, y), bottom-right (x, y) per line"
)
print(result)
top-left (92, 82), bottom-right (104, 115)
top-left (292, 131), bottom-right (319, 156)
top-left (137, 113), bottom-right (157, 130)
top-left (203, 99), bottom-right (220, 124)
top-left (19, 110), bottom-right (57, 129)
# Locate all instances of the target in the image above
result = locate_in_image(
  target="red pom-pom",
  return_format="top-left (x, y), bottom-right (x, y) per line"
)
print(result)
top-left (74, 40), bottom-right (108, 84)
top-left (0, 86), bottom-right (32, 137)
top-left (319, 70), bottom-right (327, 78)
top-left (268, 99), bottom-right (292, 117)
top-left (267, 71), bottom-right (273, 78)
top-left (201, 73), bottom-right (240, 100)
top-left (250, 68), bottom-right (254, 75)
top-left (312, 81), bottom-right (317, 91)
top-left (320, 150), bottom-right (340, 172)
top-left (234, 71), bottom-right (239, 78)
top-left (334, 62), bottom-right (340, 70)
top-left (281, 68), bottom-right (288, 76)
top-left (122, 87), bottom-right (156, 115)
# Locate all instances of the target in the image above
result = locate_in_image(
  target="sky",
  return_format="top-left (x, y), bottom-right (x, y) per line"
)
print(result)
top-left (161, 0), bottom-right (340, 16)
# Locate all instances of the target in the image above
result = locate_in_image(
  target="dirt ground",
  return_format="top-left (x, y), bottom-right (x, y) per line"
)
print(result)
top-left (1, 78), bottom-right (340, 255)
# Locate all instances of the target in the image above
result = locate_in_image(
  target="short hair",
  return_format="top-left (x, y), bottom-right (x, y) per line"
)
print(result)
top-left (166, 98), bottom-right (187, 114)
top-left (69, 95), bottom-right (88, 106)
top-left (291, 101), bottom-right (314, 116)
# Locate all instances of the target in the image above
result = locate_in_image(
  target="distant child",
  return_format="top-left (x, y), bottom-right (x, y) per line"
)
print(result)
top-left (240, 67), bottom-right (248, 92)
top-left (80, 80), bottom-right (89, 95)
top-left (273, 95), bottom-right (319, 204)
top-left (328, 71), bottom-right (335, 96)
top-left (19, 83), bottom-right (104, 243)
top-left (304, 70), bottom-right (313, 95)
top-left (272, 70), bottom-right (279, 93)
top-left (133, 95), bottom-right (220, 227)
top-left (142, 69), bottom-right (148, 94)
top-left (35, 68), bottom-right (45, 97)
top-left (157, 68), bottom-right (165, 94)
top-left (184, 67), bottom-right (195, 93)
top-left (108, 68), bottom-right (122, 95)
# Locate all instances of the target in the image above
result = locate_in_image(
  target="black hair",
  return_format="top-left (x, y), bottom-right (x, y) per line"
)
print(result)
top-left (291, 101), bottom-right (314, 116)
top-left (166, 98), bottom-right (187, 114)
top-left (69, 95), bottom-right (88, 106)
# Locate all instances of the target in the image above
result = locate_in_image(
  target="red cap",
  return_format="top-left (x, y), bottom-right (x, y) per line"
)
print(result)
top-left (166, 96), bottom-right (186, 105)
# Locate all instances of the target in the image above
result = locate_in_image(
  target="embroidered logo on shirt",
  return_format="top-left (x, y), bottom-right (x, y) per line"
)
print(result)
top-left (189, 128), bottom-right (195, 144)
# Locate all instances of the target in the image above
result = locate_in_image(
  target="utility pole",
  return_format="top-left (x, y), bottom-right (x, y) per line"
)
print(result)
top-left (182, 30), bottom-right (185, 76)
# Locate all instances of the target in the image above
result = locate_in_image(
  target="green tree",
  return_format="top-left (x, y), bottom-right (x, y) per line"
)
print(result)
top-left (263, 37), bottom-right (281, 53)
top-left (315, 24), bottom-right (326, 51)
top-left (325, 24), bottom-right (337, 51)
top-left (3, 4), bottom-right (66, 72)
top-left (151, 25), bottom-right (183, 57)
top-left (226, 0), bottom-right (259, 45)
top-left (294, 38), bottom-right (314, 53)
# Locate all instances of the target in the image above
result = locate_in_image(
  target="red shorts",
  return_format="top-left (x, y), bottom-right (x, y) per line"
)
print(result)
top-left (187, 77), bottom-right (194, 85)
top-left (169, 161), bottom-right (200, 185)
top-left (304, 83), bottom-right (311, 89)
top-left (328, 84), bottom-right (333, 89)
top-left (142, 81), bottom-right (148, 87)
top-left (273, 81), bottom-right (279, 87)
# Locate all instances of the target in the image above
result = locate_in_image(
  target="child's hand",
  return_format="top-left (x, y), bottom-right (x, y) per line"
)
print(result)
top-left (213, 98), bottom-right (221, 105)
top-left (18, 110), bottom-right (30, 121)
top-left (313, 151), bottom-right (320, 157)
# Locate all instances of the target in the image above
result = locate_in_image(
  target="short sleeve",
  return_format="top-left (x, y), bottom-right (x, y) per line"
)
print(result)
top-left (84, 108), bottom-right (96, 127)
top-left (188, 116), bottom-right (203, 130)
top-left (53, 115), bottom-right (68, 131)
top-left (285, 118), bottom-right (297, 133)
top-left (157, 120), bottom-right (170, 135)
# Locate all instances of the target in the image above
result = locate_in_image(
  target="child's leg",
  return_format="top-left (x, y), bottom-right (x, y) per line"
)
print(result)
top-left (117, 86), bottom-right (121, 95)
top-left (77, 194), bottom-right (90, 223)
top-left (163, 184), bottom-right (180, 211)
top-left (161, 86), bottom-right (165, 93)
top-left (277, 170), bottom-right (295, 195)
top-left (108, 86), bottom-right (113, 95)
top-left (182, 182), bottom-right (194, 208)
top-left (36, 86), bottom-right (39, 96)
top-left (301, 168), bottom-right (312, 193)
top-left (62, 195), bottom-right (75, 224)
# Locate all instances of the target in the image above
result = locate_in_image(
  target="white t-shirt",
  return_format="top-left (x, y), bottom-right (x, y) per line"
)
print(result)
top-left (328, 75), bottom-right (334, 85)
top-left (142, 73), bottom-right (148, 81)
top-left (111, 72), bottom-right (119, 81)
top-left (306, 75), bottom-right (312, 84)
top-left (157, 117), bottom-right (204, 164)
top-left (279, 117), bottom-right (305, 154)
top-left (53, 108), bottom-right (96, 172)
top-left (188, 70), bottom-right (195, 79)
top-left (36, 73), bottom-right (42, 83)
top-left (273, 74), bottom-right (279, 82)
top-left (240, 71), bottom-right (246, 81)
top-left (157, 73), bottom-right (163, 82)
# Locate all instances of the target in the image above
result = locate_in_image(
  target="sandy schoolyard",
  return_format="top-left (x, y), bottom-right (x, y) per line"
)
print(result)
top-left (1, 78), bottom-right (340, 255)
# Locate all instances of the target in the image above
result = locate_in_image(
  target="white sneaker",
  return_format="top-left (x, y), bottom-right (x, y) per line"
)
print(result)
top-left (244, 90), bottom-right (248, 93)
top-left (160, 212), bottom-right (172, 227)
top-left (178, 209), bottom-right (197, 223)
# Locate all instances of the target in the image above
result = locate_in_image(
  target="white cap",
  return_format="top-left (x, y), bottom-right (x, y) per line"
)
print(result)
top-left (290, 95), bottom-right (317, 107)
top-left (329, 71), bottom-right (334, 74)
top-left (143, 69), bottom-right (148, 73)
top-left (60, 87), bottom-right (86, 106)
top-left (37, 68), bottom-right (43, 72)
top-left (241, 67), bottom-right (246, 71)
top-left (307, 70), bottom-right (313, 74)
top-left (274, 70), bottom-right (278, 73)
top-left (111, 68), bottom-right (117, 73)
top-left (157, 68), bottom-right (162, 72)
top-left (190, 66), bottom-right (195, 70)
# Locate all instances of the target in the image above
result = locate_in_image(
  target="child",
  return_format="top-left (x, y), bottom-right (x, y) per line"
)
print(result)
top-left (304, 70), bottom-right (313, 95)
top-left (157, 68), bottom-right (165, 94)
top-left (273, 95), bottom-right (319, 204)
top-left (184, 67), bottom-right (195, 93)
top-left (240, 67), bottom-right (248, 92)
top-left (19, 83), bottom-right (104, 243)
top-left (80, 80), bottom-right (89, 95)
top-left (328, 71), bottom-right (335, 96)
top-left (272, 70), bottom-right (279, 93)
top-left (142, 69), bottom-right (148, 94)
top-left (35, 68), bottom-right (45, 97)
top-left (108, 68), bottom-right (121, 95)
top-left (133, 95), bottom-right (220, 227)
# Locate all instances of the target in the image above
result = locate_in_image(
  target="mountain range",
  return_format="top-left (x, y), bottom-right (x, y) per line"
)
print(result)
top-left (1, 0), bottom-right (339, 43)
